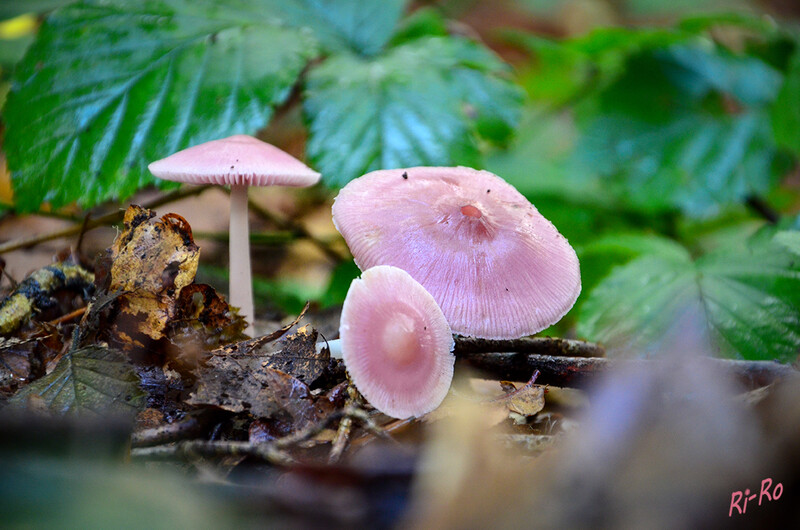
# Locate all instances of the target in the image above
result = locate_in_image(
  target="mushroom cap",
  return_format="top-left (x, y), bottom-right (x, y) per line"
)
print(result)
top-left (148, 135), bottom-right (320, 187)
top-left (340, 265), bottom-right (455, 419)
top-left (332, 166), bottom-right (581, 339)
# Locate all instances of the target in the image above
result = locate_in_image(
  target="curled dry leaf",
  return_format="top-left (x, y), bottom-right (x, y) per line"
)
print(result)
top-left (498, 379), bottom-right (546, 421)
top-left (105, 205), bottom-right (199, 343)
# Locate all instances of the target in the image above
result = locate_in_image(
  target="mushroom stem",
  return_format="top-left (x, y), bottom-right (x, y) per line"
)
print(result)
top-left (317, 339), bottom-right (343, 359)
top-left (229, 184), bottom-right (254, 335)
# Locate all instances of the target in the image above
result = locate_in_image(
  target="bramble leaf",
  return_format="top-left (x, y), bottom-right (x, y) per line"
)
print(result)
top-left (7, 346), bottom-right (145, 416)
top-left (304, 36), bottom-right (523, 187)
top-left (578, 232), bottom-right (800, 361)
top-left (3, 0), bottom-right (318, 211)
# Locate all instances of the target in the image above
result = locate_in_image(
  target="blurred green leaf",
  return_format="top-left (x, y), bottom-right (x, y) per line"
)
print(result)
top-left (304, 36), bottom-right (522, 187)
top-left (574, 45), bottom-right (783, 217)
top-left (579, 232), bottom-right (800, 361)
top-left (274, 0), bottom-right (407, 56)
top-left (388, 7), bottom-right (448, 47)
top-left (772, 49), bottom-right (800, 156)
top-left (0, 0), bottom-right (75, 20)
top-left (4, 0), bottom-right (319, 211)
top-left (319, 259), bottom-right (360, 308)
top-left (7, 346), bottom-right (145, 416)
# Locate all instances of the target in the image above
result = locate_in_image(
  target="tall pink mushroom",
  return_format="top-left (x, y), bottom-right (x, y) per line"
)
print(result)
top-left (332, 166), bottom-right (581, 340)
top-left (340, 265), bottom-right (455, 419)
top-left (149, 135), bottom-right (320, 334)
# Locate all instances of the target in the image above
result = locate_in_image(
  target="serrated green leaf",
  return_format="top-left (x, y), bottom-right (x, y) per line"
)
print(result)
top-left (578, 234), bottom-right (800, 361)
top-left (7, 346), bottom-right (145, 416)
top-left (3, 0), bottom-right (318, 211)
top-left (275, 0), bottom-right (407, 56)
top-left (388, 7), bottom-right (448, 47)
top-left (772, 49), bottom-right (800, 156)
top-left (304, 36), bottom-right (523, 187)
top-left (574, 44), bottom-right (783, 217)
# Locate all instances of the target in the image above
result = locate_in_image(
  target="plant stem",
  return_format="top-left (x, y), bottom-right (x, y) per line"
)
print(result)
top-left (229, 184), bottom-right (254, 336)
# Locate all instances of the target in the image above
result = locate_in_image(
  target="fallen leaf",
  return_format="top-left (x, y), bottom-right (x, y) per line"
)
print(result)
top-left (498, 380), bottom-right (546, 420)
top-left (7, 345), bottom-right (145, 417)
top-left (188, 354), bottom-right (334, 430)
top-left (106, 206), bottom-right (199, 342)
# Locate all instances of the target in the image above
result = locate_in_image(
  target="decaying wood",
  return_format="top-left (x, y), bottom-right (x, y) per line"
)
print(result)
top-left (457, 352), bottom-right (798, 390)
top-left (453, 337), bottom-right (604, 358)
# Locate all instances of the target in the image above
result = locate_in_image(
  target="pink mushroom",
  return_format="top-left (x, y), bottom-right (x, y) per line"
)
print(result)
top-left (340, 265), bottom-right (455, 419)
top-left (332, 166), bottom-right (581, 340)
top-left (148, 135), bottom-right (320, 334)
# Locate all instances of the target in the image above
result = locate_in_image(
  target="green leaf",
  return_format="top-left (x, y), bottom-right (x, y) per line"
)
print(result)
top-left (304, 36), bottom-right (523, 187)
top-left (7, 346), bottom-right (145, 416)
top-left (0, 0), bottom-right (75, 20)
top-left (574, 45), bottom-right (784, 216)
top-left (578, 233), bottom-right (800, 361)
top-left (388, 7), bottom-right (448, 47)
top-left (772, 49), bottom-right (800, 156)
top-left (319, 259), bottom-right (360, 308)
top-left (3, 0), bottom-right (318, 211)
top-left (275, 0), bottom-right (407, 56)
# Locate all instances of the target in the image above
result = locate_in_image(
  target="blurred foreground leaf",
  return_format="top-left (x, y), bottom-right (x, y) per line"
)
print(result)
top-left (7, 346), bottom-right (145, 416)
top-left (579, 231), bottom-right (800, 361)
top-left (305, 36), bottom-right (522, 187)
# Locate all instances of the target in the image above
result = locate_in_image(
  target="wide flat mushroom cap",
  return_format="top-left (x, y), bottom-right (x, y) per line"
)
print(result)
top-left (333, 166), bottom-right (581, 339)
top-left (148, 135), bottom-right (320, 187)
top-left (340, 265), bottom-right (455, 419)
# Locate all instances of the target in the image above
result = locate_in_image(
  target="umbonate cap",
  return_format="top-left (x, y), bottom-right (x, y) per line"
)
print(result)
top-left (332, 166), bottom-right (581, 340)
top-left (148, 134), bottom-right (320, 187)
top-left (340, 265), bottom-right (455, 419)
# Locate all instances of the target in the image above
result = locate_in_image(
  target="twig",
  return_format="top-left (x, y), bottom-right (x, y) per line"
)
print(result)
top-left (456, 352), bottom-right (798, 390)
top-left (131, 415), bottom-right (208, 448)
top-left (745, 195), bottom-right (780, 224)
top-left (245, 196), bottom-right (347, 263)
top-left (453, 336), bottom-right (604, 358)
top-left (0, 185), bottom-right (209, 255)
top-left (47, 307), bottom-right (86, 327)
top-left (130, 439), bottom-right (296, 466)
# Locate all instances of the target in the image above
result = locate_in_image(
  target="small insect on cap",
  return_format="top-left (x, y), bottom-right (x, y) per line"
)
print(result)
top-left (332, 166), bottom-right (581, 340)
top-left (147, 134), bottom-right (320, 187)
top-left (340, 265), bottom-right (455, 419)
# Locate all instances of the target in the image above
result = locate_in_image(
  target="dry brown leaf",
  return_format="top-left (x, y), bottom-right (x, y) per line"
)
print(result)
top-left (106, 206), bottom-right (199, 341)
top-left (188, 346), bottom-right (335, 430)
top-left (498, 380), bottom-right (546, 419)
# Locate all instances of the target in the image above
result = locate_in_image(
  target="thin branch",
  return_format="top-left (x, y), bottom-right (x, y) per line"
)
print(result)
top-left (130, 439), bottom-right (296, 466)
top-left (245, 196), bottom-right (347, 263)
top-left (0, 185), bottom-right (209, 255)
top-left (453, 336), bottom-right (604, 358)
top-left (131, 415), bottom-right (208, 448)
top-left (456, 352), bottom-right (797, 390)
top-left (745, 195), bottom-right (780, 224)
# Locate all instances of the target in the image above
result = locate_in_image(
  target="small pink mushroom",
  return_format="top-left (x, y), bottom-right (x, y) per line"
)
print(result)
top-left (340, 265), bottom-right (455, 419)
top-left (332, 166), bottom-right (581, 340)
top-left (149, 135), bottom-right (320, 334)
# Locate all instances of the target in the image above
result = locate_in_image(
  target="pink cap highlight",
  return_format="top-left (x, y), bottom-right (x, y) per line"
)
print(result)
top-left (148, 135), bottom-right (320, 187)
top-left (332, 166), bottom-right (581, 339)
top-left (340, 265), bottom-right (455, 419)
